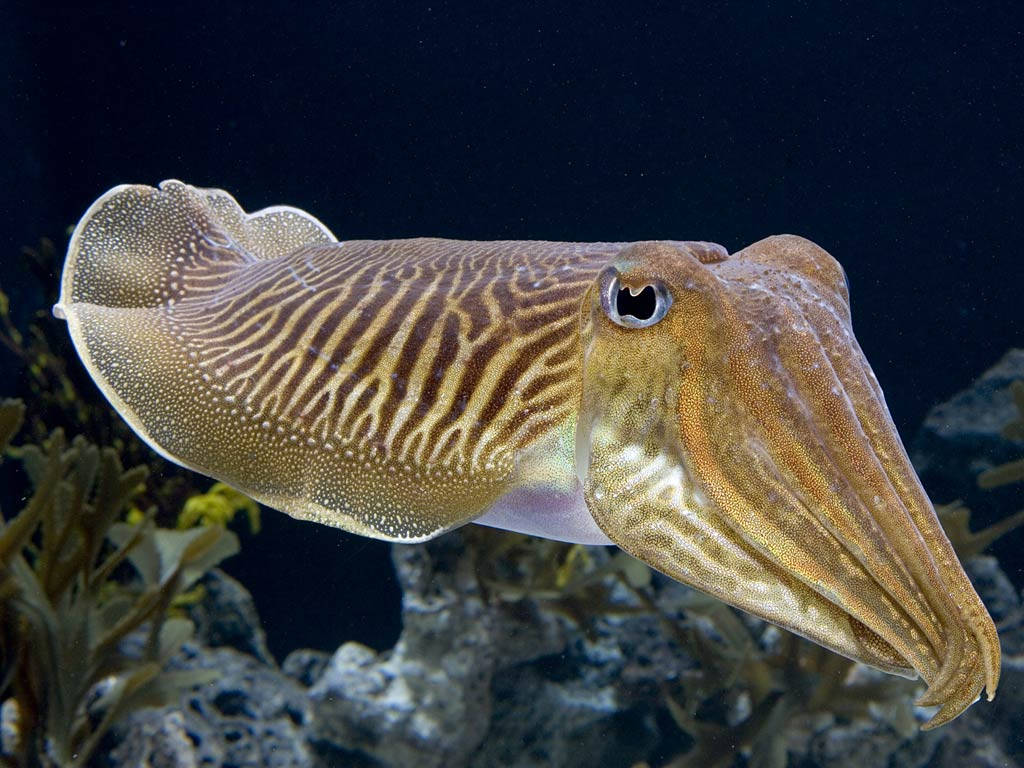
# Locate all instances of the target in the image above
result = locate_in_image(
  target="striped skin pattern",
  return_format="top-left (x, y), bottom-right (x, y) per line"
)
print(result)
top-left (56, 180), bottom-right (998, 727)
top-left (56, 181), bottom-right (626, 540)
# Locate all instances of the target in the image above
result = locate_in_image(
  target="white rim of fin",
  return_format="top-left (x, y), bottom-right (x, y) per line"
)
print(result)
top-left (53, 179), bottom-right (338, 320)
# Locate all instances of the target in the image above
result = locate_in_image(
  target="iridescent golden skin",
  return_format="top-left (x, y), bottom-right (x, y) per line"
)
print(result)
top-left (54, 181), bottom-right (998, 728)
top-left (578, 239), bottom-right (998, 728)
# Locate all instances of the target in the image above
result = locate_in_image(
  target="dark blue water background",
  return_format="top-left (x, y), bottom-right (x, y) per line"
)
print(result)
top-left (2, 1), bottom-right (1021, 658)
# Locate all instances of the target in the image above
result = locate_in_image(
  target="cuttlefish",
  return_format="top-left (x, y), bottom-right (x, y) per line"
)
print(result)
top-left (53, 180), bottom-right (999, 727)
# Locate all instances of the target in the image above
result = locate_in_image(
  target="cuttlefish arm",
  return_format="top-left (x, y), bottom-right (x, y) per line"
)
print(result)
top-left (577, 238), bottom-right (999, 727)
top-left (54, 181), bottom-right (998, 727)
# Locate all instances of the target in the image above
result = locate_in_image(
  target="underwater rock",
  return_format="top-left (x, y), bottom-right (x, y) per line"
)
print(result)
top-left (110, 641), bottom-right (314, 768)
top-left (102, 342), bottom-right (1024, 768)
top-left (468, 572), bottom-right (698, 766)
top-left (172, 643), bottom-right (313, 767)
top-left (108, 708), bottom-right (204, 768)
top-left (932, 733), bottom-right (1019, 768)
top-left (282, 649), bottom-right (332, 688)
top-left (187, 568), bottom-right (275, 664)
top-left (308, 532), bottom-right (699, 767)
top-left (100, 527), bottom-right (1024, 768)
top-left (470, 651), bottom-right (660, 768)
top-left (307, 533), bottom-right (566, 768)
top-left (911, 347), bottom-right (1024, 513)
top-left (803, 717), bottom-right (939, 768)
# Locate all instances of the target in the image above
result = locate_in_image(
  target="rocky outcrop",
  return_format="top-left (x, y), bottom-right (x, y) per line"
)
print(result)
top-left (911, 348), bottom-right (1024, 517)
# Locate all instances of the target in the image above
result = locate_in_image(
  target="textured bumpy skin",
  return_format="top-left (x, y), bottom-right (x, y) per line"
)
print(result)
top-left (55, 180), bottom-right (999, 727)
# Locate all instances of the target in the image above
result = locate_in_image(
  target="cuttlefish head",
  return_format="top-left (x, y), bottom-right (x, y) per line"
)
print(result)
top-left (577, 235), bottom-right (999, 727)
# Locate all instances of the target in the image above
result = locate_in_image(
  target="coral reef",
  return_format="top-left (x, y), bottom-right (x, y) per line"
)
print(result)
top-left (110, 637), bottom-right (313, 768)
top-left (100, 522), bottom-right (1024, 768)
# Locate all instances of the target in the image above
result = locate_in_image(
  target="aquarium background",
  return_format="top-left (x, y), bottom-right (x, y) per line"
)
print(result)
top-left (1, 2), bottom-right (1022, 765)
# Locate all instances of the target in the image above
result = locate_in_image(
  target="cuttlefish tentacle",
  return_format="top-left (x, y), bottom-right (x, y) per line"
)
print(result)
top-left (54, 181), bottom-right (999, 727)
top-left (712, 256), bottom-right (948, 669)
top-left (776, 270), bottom-right (994, 715)
top-left (737, 272), bottom-right (955, 663)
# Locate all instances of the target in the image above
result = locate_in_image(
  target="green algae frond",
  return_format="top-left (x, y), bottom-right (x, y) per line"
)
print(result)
top-left (0, 400), bottom-right (239, 768)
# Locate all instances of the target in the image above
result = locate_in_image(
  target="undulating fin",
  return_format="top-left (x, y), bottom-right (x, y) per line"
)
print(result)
top-left (55, 180), bottom-right (337, 315)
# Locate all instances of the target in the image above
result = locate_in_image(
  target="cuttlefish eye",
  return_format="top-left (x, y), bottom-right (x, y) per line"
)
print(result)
top-left (600, 268), bottom-right (672, 328)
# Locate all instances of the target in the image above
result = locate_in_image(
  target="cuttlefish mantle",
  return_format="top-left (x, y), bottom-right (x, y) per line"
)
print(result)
top-left (54, 180), bottom-right (999, 728)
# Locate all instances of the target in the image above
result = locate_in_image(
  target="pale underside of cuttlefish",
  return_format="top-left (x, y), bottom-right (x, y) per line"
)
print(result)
top-left (53, 180), bottom-right (999, 727)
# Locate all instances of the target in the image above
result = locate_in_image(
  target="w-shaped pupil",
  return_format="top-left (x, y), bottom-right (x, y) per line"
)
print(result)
top-left (616, 284), bottom-right (657, 320)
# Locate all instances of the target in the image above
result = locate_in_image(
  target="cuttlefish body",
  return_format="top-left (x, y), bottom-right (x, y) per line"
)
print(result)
top-left (54, 181), bottom-right (998, 727)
